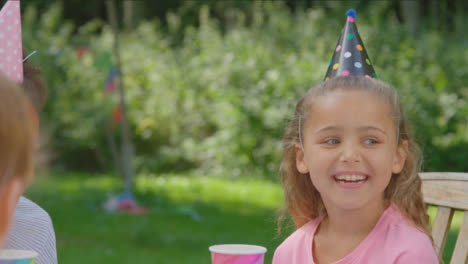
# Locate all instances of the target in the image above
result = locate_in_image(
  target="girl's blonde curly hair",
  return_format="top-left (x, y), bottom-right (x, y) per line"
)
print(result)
top-left (278, 76), bottom-right (431, 240)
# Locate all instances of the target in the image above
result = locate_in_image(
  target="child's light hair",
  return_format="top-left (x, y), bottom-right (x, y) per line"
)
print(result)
top-left (0, 73), bottom-right (35, 186)
top-left (278, 76), bottom-right (431, 239)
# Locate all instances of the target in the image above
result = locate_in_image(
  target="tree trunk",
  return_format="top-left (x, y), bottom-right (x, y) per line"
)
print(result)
top-left (105, 120), bottom-right (123, 181)
top-left (123, 0), bottom-right (145, 31)
top-left (106, 0), bottom-right (135, 192)
top-left (454, 0), bottom-right (464, 33)
top-left (123, 0), bottom-right (133, 30)
top-left (400, 0), bottom-right (420, 34)
top-left (429, 0), bottom-right (438, 29)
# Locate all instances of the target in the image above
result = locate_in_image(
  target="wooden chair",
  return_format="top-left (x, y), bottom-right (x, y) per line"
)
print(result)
top-left (420, 172), bottom-right (468, 264)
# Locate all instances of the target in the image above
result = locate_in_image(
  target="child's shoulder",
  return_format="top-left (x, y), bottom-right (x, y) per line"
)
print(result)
top-left (385, 213), bottom-right (438, 263)
top-left (346, 205), bottom-right (438, 263)
top-left (280, 218), bottom-right (319, 246)
top-left (384, 205), bottom-right (430, 242)
top-left (379, 205), bottom-right (437, 262)
top-left (273, 218), bottom-right (320, 263)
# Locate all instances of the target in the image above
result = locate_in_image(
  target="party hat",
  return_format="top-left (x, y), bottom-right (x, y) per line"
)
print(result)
top-left (324, 9), bottom-right (376, 81)
top-left (0, 0), bottom-right (23, 83)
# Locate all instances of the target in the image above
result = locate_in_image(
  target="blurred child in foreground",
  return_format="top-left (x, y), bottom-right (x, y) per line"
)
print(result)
top-left (0, 73), bottom-right (35, 247)
top-left (4, 55), bottom-right (58, 264)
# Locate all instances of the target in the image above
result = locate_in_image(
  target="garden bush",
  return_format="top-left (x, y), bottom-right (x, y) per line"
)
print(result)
top-left (22, 2), bottom-right (467, 178)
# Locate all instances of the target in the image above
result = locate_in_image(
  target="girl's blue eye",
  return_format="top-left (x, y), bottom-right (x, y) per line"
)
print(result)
top-left (364, 138), bottom-right (378, 145)
top-left (325, 138), bottom-right (340, 145)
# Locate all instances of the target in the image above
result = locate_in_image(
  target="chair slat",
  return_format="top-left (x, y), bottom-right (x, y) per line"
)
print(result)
top-left (450, 210), bottom-right (468, 264)
top-left (420, 172), bottom-right (468, 182)
top-left (420, 172), bottom-right (468, 263)
top-left (432, 206), bottom-right (454, 258)
top-left (421, 178), bottom-right (468, 210)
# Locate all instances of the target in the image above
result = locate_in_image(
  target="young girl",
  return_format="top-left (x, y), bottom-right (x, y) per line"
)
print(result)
top-left (272, 76), bottom-right (438, 263)
top-left (0, 73), bottom-right (36, 247)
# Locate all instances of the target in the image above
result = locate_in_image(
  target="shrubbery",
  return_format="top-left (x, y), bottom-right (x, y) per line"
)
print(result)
top-left (22, 2), bottom-right (467, 178)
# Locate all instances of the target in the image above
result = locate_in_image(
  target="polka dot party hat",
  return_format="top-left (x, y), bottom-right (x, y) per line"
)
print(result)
top-left (0, 0), bottom-right (23, 83)
top-left (324, 9), bottom-right (376, 81)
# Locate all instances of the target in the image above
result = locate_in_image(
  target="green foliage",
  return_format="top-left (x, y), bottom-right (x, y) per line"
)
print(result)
top-left (23, 2), bottom-right (467, 176)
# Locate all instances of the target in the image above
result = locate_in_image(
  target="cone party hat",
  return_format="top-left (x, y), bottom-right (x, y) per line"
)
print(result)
top-left (324, 9), bottom-right (376, 81)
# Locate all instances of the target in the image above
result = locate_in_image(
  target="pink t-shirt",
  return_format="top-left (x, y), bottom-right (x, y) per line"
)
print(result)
top-left (273, 205), bottom-right (438, 264)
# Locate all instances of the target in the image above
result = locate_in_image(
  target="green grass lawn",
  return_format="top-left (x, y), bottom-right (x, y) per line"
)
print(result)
top-left (25, 172), bottom-right (461, 263)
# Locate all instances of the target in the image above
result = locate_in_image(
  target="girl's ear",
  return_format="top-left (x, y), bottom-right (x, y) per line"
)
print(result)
top-left (0, 178), bottom-right (23, 247)
top-left (392, 140), bottom-right (408, 174)
top-left (295, 144), bottom-right (309, 174)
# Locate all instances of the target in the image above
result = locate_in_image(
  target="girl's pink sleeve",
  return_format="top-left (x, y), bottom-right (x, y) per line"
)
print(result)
top-left (394, 239), bottom-right (439, 264)
top-left (272, 247), bottom-right (284, 264)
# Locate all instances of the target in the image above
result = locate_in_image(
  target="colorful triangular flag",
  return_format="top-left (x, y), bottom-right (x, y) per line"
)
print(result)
top-left (0, 0), bottom-right (23, 82)
top-left (105, 67), bottom-right (117, 93)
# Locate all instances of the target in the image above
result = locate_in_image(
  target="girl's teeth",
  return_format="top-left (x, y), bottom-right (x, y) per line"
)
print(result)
top-left (335, 174), bottom-right (367, 183)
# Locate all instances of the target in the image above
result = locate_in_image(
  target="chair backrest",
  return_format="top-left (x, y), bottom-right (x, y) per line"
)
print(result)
top-left (420, 172), bottom-right (468, 264)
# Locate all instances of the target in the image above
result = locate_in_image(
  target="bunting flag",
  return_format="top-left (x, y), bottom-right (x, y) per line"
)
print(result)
top-left (105, 67), bottom-right (117, 93)
top-left (0, 0), bottom-right (23, 82)
top-left (75, 46), bottom-right (89, 60)
top-left (112, 104), bottom-right (122, 124)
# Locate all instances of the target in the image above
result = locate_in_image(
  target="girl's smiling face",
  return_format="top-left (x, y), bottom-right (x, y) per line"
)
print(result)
top-left (296, 89), bottom-right (407, 212)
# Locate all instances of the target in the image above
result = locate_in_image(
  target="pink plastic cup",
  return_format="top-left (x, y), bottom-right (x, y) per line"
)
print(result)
top-left (209, 244), bottom-right (267, 264)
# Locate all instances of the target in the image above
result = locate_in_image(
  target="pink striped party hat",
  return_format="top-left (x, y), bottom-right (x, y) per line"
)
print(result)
top-left (0, 0), bottom-right (23, 83)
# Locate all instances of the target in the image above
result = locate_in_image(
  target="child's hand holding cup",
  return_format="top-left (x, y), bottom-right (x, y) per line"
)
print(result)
top-left (0, 249), bottom-right (37, 264)
top-left (209, 244), bottom-right (267, 264)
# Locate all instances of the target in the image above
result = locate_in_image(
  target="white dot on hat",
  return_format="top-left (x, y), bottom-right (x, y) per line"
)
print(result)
top-left (6, 56), bottom-right (11, 62)
top-left (7, 41), bottom-right (12, 46)
top-left (0, 19), bottom-right (3, 23)
top-left (344, 52), bottom-right (352, 58)
top-left (0, 33), bottom-right (4, 38)
top-left (0, 49), bottom-right (4, 53)
top-left (7, 26), bottom-right (11, 31)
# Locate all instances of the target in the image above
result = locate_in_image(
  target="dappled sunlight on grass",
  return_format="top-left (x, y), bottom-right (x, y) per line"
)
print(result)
top-left (32, 172), bottom-right (284, 214)
top-left (33, 172), bottom-right (121, 193)
top-left (136, 174), bottom-right (283, 212)
top-left (25, 172), bottom-right (286, 264)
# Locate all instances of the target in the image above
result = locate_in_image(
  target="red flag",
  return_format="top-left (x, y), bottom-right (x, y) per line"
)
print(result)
top-left (76, 46), bottom-right (88, 59)
top-left (112, 104), bottom-right (122, 124)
